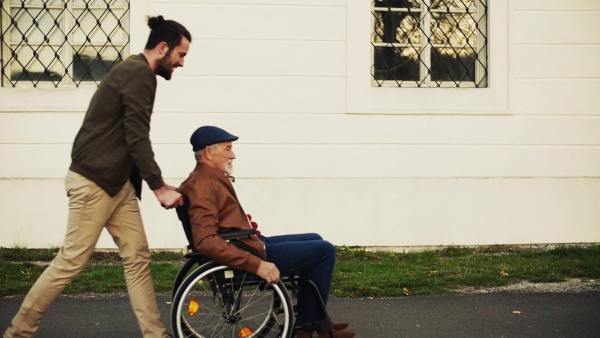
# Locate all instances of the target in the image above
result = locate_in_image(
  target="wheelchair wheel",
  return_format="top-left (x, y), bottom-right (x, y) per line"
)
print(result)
top-left (172, 258), bottom-right (201, 299)
top-left (171, 261), bottom-right (294, 338)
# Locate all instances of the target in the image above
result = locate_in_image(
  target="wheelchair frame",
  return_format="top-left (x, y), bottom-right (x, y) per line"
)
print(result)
top-left (170, 202), bottom-right (332, 338)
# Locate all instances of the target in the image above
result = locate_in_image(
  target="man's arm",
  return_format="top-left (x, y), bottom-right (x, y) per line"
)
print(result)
top-left (121, 63), bottom-right (182, 208)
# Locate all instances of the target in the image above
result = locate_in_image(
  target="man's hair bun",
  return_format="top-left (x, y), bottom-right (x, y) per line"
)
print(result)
top-left (144, 15), bottom-right (192, 49)
top-left (147, 15), bottom-right (165, 30)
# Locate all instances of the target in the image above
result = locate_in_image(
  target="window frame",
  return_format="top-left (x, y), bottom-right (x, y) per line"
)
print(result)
top-left (1, 0), bottom-right (131, 88)
top-left (0, 1), bottom-right (148, 113)
top-left (347, 0), bottom-right (508, 115)
top-left (371, 0), bottom-right (488, 88)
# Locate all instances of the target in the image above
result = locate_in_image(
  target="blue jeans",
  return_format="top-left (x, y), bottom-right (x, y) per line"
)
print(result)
top-left (260, 233), bottom-right (336, 324)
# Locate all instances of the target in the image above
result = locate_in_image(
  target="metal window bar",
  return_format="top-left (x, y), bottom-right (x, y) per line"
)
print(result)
top-left (0, 0), bottom-right (130, 88)
top-left (371, 0), bottom-right (488, 88)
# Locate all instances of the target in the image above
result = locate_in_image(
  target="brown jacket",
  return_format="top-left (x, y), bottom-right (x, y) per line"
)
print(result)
top-left (70, 54), bottom-right (164, 198)
top-left (178, 162), bottom-right (266, 273)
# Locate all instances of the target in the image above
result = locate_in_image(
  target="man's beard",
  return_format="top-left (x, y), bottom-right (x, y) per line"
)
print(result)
top-left (225, 162), bottom-right (234, 175)
top-left (155, 50), bottom-right (174, 80)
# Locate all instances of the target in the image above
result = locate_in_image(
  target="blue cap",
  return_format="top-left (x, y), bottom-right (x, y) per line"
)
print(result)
top-left (190, 126), bottom-right (238, 152)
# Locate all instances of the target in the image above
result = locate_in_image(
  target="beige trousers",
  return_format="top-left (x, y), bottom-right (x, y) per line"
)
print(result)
top-left (3, 171), bottom-right (168, 338)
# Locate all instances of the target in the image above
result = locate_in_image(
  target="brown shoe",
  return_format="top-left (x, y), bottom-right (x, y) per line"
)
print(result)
top-left (332, 322), bottom-right (349, 330)
top-left (317, 328), bottom-right (357, 338)
top-left (297, 327), bottom-right (356, 338)
top-left (295, 329), bottom-right (313, 338)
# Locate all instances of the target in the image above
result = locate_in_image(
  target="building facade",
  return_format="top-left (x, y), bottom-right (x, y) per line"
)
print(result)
top-left (0, 0), bottom-right (598, 249)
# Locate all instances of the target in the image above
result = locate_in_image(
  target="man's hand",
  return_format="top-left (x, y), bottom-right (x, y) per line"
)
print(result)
top-left (256, 261), bottom-right (280, 284)
top-left (153, 184), bottom-right (183, 209)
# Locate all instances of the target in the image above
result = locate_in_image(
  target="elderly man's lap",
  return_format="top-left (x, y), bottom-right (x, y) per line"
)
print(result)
top-left (262, 235), bottom-right (336, 324)
top-left (263, 236), bottom-right (334, 271)
top-left (262, 235), bottom-right (335, 301)
top-left (260, 233), bottom-right (323, 244)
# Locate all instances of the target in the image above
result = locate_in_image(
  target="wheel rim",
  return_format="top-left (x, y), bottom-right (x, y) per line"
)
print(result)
top-left (175, 265), bottom-right (291, 338)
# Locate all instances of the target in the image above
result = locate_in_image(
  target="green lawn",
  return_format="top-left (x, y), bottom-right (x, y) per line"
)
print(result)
top-left (1, 245), bottom-right (598, 298)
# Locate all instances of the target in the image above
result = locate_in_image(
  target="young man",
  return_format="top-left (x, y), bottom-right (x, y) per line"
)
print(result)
top-left (178, 126), bottom-right (356, 338)
top-left (3, 16), bottom-right (191, 338)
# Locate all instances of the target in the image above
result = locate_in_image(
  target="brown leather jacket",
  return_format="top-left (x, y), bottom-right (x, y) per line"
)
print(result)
top-left (178, 162), bottom-right (266, 273)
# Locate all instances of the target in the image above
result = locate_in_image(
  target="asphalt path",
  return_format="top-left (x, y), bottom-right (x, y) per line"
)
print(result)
top-left (1, 292), bottom-right (599, 337)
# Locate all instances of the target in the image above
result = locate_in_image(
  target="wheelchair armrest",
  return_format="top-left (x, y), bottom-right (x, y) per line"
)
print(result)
top-left (218, 229), bottom-right (257, 241)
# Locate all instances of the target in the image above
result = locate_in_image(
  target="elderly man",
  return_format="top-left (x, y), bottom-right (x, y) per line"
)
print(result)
top-left (178, 126), bottom-right (356, 338)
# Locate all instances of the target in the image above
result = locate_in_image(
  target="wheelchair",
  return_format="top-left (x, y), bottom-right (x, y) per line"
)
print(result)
top-left (170, 202), bottom-right (332, 338)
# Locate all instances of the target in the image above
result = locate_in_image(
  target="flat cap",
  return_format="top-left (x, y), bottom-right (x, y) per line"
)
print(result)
top-left (190, 126), bottom-right (238, 152)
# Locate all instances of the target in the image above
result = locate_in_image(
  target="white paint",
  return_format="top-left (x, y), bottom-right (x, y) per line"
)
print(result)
top-left (1, 0), bottom-right (599, 249)
top-left (4, 113), bottom-right (600, 145)
top-left (1, 178), bottom-right (598, 248)
top-left (2, 144), bottom-right (600, 179)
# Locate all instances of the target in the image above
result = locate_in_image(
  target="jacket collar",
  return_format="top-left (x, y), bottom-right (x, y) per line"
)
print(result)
top-left (195, 162), bottom-right (235, 182)
top-left (137, 53), bottom-right (150, 66)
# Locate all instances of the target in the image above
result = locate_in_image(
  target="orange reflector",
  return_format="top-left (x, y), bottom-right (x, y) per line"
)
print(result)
top-left (238, 326), bottom-right (254, 338)
top-left (188, 298), bottom-right (200, 316)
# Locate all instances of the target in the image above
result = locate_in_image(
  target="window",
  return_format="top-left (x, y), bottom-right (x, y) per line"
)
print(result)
top-left (0, 0), bottom-right (130, 87)
top-left (372, 0), bottom-right (487, 88)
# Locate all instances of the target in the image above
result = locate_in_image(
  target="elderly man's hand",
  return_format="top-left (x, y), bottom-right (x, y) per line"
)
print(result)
top-left (256, 261), bottom-right (280, 284)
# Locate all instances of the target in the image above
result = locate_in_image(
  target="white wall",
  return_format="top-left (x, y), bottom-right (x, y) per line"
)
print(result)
top-left (0, 0), bottom-right (599, 249)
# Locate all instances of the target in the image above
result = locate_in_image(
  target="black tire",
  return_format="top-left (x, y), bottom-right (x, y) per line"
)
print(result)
top-left (171, 261), bottom-right (294, 338)
top-left (171, 258), bottom-right (201, 300)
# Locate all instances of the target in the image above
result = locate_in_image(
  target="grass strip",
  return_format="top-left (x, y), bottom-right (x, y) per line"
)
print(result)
top-left (1, 245), bottom-right (599, 298)
top-left (332, 245), bottom-right (600, 297)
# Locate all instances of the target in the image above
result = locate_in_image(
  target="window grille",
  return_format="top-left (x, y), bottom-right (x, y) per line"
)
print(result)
top-left (372, 0), bottom-right (487, 88)
top-left (0, 0), bottom-right (130, 87)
